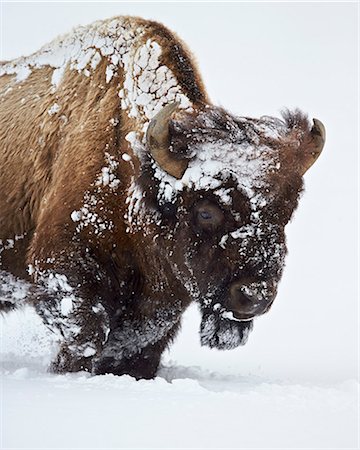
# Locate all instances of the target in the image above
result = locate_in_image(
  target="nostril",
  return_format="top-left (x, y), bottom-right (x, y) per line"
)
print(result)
top-left (227, 279), bottom-right (276, 318)
top-left (229, 283), bottom-right (245, 302)
top-left (229, 282), bottom-right (258, 314)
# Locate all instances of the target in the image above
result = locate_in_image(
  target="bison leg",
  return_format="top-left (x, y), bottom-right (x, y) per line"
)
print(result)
top-left (28, 250), bottom-right (112, 374)
top-left (34, 286), bottom-right (110, 374)
top-left (93, 314), bottom-right (181, 379)
top-left (0, 270), bottom-right (30, 312)
top-left (47, 304), bottom-right (109, 374)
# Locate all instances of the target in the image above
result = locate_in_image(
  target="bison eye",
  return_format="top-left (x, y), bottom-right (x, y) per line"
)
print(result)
top-left (194, 201), bottom-right (224, 231)
top-left (200, 211), bottom-right (212, 220)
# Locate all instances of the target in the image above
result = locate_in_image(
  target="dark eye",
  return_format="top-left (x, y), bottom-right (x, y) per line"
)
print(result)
top-left (200, 210), bottom-right (212, 220)
top-left (194, 201), bottom-right (224, 231)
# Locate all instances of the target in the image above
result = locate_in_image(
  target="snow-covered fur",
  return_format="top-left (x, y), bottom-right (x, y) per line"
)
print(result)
top-left (0, 16), bottom-right (323, 378)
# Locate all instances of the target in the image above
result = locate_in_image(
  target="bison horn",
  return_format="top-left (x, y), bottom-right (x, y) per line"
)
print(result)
top-left (300, 118), bottom-right (326, 175)
top-left (146, 102), bottom-right (188, 179)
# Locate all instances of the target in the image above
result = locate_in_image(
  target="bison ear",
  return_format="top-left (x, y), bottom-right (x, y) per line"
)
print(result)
top-left (299, 118), bottom-right (326, 176)
top-left (146, 102), bottom-right (189, 179)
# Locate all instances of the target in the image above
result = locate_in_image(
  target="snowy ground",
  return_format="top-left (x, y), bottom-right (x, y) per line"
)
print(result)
top-left (1, 2), bottom-right (358, 449)
top-left (1, 305), bottom-right (358, 449)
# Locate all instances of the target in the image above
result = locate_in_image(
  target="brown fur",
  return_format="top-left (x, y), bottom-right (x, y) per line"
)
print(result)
top-left (0, 16), bottom-right (322, 378)
top-left (0, 17), bottom-right (208, 277)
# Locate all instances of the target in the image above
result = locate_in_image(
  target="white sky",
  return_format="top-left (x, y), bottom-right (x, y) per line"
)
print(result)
top-left (0, 2), bottom-right (358, 380)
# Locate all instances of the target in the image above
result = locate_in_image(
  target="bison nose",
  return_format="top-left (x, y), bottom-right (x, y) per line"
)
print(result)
top-left (228, 280), bottom-right (274, 319)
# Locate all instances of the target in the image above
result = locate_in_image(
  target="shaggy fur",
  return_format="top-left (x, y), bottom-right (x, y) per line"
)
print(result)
top-left (0, 16), bottom-right (323, 379)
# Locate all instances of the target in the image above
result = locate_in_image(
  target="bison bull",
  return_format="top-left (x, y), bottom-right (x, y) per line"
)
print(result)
top-left (0, 16), bottom-right (325, 379)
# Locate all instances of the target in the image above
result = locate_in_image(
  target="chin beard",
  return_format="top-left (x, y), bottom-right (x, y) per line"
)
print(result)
top-left (200, 309), bottom-right (254, 350)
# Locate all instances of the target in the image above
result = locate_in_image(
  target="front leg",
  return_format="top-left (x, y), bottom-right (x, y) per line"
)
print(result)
top-left (29, 248), bottom-right (112, 373)
top-left (93, 306), bottom-right (182, 379)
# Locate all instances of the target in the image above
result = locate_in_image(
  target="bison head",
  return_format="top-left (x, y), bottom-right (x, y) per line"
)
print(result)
top-left (130, 102), bottom-right (325, 350)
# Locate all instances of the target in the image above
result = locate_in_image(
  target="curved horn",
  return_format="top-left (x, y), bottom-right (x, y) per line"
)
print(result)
top-left (300, 118), bottom-right (326, 175)
top-left (146, 102), bottom-right (188, 179)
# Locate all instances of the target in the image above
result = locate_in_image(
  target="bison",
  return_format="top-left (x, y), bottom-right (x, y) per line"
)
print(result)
top-left (0, 16), bottom-right (325, 379)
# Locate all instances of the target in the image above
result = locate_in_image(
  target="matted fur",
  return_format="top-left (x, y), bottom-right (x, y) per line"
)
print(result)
top-left (0, 16), bottom-right (323, 379)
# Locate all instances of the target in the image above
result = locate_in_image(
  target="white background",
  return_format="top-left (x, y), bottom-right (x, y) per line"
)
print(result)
top-left (0, 2), bottom-right (358, 448)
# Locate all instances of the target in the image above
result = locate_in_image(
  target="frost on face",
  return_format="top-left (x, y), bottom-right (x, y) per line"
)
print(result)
top-left (214, 187), bottom-right (233, 206)
top-left (151, 109), bottom-right (286, 222)
top-left (149, 111), bottom-right (290, 336)
top-left (156, 138), bottom-right (279, 210)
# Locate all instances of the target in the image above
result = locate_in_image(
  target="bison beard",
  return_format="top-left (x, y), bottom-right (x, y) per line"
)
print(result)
top-left (0, 16), bottom-right (325, 379)
top-left (200, 311), bottom-right (253, 350)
